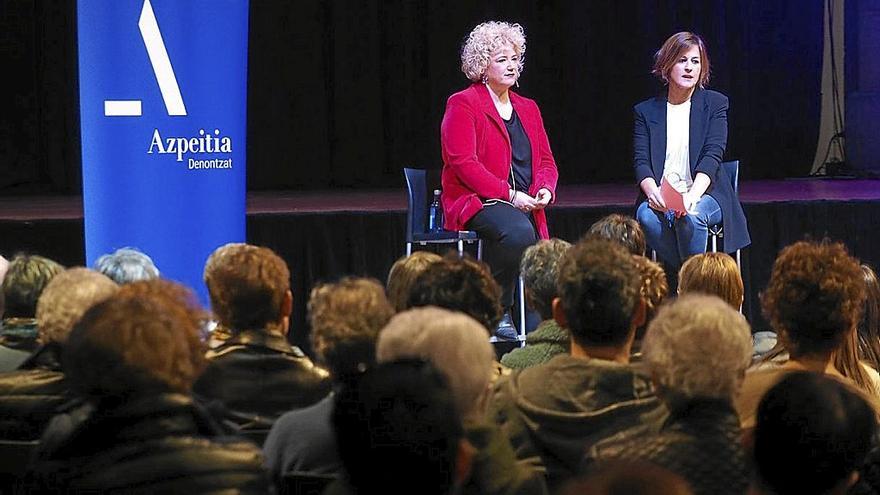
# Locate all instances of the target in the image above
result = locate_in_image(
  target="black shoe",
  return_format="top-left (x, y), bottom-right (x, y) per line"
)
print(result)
top-left (495, 313), bottom-right (518, 341)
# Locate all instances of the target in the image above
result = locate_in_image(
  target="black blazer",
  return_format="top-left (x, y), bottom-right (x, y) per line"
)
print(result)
top-left (633, 88), bottom-right (750, 252)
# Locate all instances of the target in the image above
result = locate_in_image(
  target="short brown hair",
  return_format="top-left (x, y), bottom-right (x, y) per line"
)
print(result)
top-left (309, 277), bottom-right (394, 376)
top-left (386, 252), bottom-right (442, 312)
top-left (35, 268), bottom-right (119, 344)
top-left (586, 214), bottom-right (646, 256)
top-left (652, 31), bottom-right (711, 88)
top-left (66, 284), bottom-right (207, 397)
top-left (762, 240), bottom-right (865, 358)
top-left (678, 252), bottom-right (743, 309)
top-left (204, 243), bottom-right (290, 331)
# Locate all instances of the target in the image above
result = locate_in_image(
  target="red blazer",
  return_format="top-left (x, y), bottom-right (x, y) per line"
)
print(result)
top-left (440, 83), bottom-right (559, 239)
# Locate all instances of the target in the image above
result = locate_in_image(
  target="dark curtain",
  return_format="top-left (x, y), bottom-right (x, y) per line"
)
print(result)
top-left (2, 0), bottom-right (822, 194)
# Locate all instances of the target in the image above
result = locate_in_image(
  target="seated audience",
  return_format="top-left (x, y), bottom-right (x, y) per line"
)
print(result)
top-left (26, 280), bottom-right (267, 493)
top-left (263, 277), bottom-right (394, 486)
top-left (630, 254), bottom-right (669, 361)
top-left (0, 268), bottom-right (117, 441)
top-left (331, 359), bottom-right (468, 495)
top-left (737, 240), bottom-right (876, 428)
top-left (585, 213), bottom-right (647, 256)
top-left (193, 243), bottom-right (331, 434)
top-left (858, 264), bottom-right (880, 371)
top-left (561, 460), bottom-right (694, 495)
top-left (677, 252), bottom-right (743, 310)
top-left (594, 295), bottom-right (752, 495)
top-left (385, 251), bottom-right (442, 312)
top-left (379, 307), bottom-right (546, 495)
top-left (501, 239), bottom-right (571, 370)
top-left (93, 246), bottom-right (160, 284)
top-left (752, 372), bottom-right (877, 495)
top-left (489, 238), bottom-right (666, 490)
top-left (406, 252), bottom-right (503, 333)
top-left (0, 254), bottom-right (64, 366)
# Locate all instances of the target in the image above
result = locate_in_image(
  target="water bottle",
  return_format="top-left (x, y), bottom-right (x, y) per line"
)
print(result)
top-left (428, 189), bottom-right (443, 232)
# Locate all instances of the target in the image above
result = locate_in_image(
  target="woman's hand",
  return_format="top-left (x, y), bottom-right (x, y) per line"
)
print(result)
top-left (640, 177), bottom-right (667, 212)
top-left (533, 188), bottom-right (552, 210)
top-left (510, 190), bottom-right (539, 213)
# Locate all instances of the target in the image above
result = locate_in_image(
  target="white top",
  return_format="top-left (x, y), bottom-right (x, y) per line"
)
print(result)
top-left (663, 100), bottom-right (693, 192)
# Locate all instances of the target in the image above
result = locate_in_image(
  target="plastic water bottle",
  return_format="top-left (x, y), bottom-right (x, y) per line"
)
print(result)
top-left (428, 189), bottom-right (443, 232)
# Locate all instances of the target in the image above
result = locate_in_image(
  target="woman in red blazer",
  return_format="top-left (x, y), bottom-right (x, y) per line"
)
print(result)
top-left (440, 21), bottom-right (559, 337)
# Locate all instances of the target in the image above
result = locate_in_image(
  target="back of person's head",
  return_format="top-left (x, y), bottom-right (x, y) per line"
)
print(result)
top-left (858, 264), bottom-right (880, 370)
top-left (333, 359), bottom-right (464, 495)
top-left (93, 247), bottom-right (160, 285)
top-left (203, 243), bottom-right (291, 331)
top-left (556, 238), bottom-right (642, 347)
top-left (2, 254), bottom-right (64, 319)
top-left (386, 251), bottom-right (442, 312)
top-left (585, 214), bottom-right (646, 256)
top-left (678, 252), bottom-right (743, 309)
top-left (520, 238), bottom-right (572, 320)
top-left (562, 460), bottom-right (694, 495)
top-left (633, 255), bottom-right (668, 329)
top-left (753, 372), bottom-right (877, 495)
top-left (406, 252), bottom-right (502, 332)
top-left (762, 240), bottom-right (865, 359)
top-left (377, 307), bottom-right (495, 420)
top-left (644, 294), bottom-right (752, 401)
top-left (308, 277), bottom-right (394, 377)
top-left (35, 268), bottom-right (118, 345)
top-left (65, 280), bottom-right (207, 400)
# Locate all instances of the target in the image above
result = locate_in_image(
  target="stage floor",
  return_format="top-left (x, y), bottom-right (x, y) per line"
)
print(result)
top-left (2, 178), bottom-right (880, 220)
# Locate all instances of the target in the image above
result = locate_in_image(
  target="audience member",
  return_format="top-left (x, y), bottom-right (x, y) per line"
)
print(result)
top-left (193, 243), bottom-right (331, 435)
top-left (752, 372), bottom-right (876, 495)
top-left (594, 295), bottom-right (752, 495)
top-left (858, 264), bottom-right (880, 371)
top-left (331, 359), bottom-right (468, 495)
top-left (93, 246), bottom-right (160, 284)
top-left (0, 254), bottom-right (64, 362)
top-left (585, 213), bottom-right (647, 256)
top-left (489, 238), bottom-right (666, 490)
top-left (26, 281), bottom-right (267, 493)
top-left (677, 252), bottom-right (743, 310)
top-left (630, 254), bottom-right (669, 361)
top-left (406, 252), bottom-right (503, 333)
top-left (0, 268), bottom-right (117, 441)
top-left (263, 277), bottom-right (393, 487)
top-left (501, 239), bottom-right (571, 369)
top-left (386, 251), bottom-right (442, 312)
top-left (561, 460), bottom-right (694, 495)
top-left (736, 240), bottom-right (874, 428)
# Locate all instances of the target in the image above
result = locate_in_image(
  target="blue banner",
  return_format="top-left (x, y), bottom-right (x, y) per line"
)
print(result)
top-left (78, 0), bottom-right (248, 302)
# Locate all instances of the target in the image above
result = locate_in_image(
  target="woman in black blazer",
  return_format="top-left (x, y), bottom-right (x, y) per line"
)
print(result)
top-left (634, 32), bottom-right (749, 271)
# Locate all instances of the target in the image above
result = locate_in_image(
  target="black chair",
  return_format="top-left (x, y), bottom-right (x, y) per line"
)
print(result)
top-left (280, 472), bottom-right (338, 495)
top-left (403, 167), bottom-right (482, 259)
top-left (708, 160), bottom-right (741, 268)
top-left (403, 167), bottom-right (526, 344)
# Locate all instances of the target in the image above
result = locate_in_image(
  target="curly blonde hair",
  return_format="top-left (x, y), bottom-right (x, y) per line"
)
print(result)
top-left (460, 21), bottom-right (526, 82)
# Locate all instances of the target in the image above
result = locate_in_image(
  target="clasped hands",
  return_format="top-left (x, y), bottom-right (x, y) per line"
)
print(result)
top-left (510, 188), bottom-right (551, 213)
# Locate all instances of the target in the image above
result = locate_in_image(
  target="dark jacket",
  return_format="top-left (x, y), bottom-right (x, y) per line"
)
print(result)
top-left (633, 88), bottom-right (750, 252)
top-left (27, 393), bottom-right (268, 493)
top-left (193, 328), bottom-right (331, 428)
top-left (499, 319), bottom-right (569, 370)
top-left (0, 343), bottom-right (71, 441)
top-left (593, 397), bottom-right (749, 495)
top-left (489, 354), bottom-right (666, 490)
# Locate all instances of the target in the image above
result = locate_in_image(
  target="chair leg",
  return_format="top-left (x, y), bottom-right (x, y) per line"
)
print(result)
top-left (518, 275), bottom-right (526, 347)
top-left (650, 249), bottom-right (657, 262)
top-left (477, 240), bottom-right (483, 261)
top-left (406, 242), bottom-right (412, 257)
top-left (457, 240), bottom-right (464, 257)
top-left (711, 234), bottom-right (718, 252)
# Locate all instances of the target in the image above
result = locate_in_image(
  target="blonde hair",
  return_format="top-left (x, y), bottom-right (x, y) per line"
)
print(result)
top-left (460, 21), bottom-right (526, 82)
top-left (678, 252), bottom-right (743, 310)
top-left (36, 268), bottom-right (119, 344)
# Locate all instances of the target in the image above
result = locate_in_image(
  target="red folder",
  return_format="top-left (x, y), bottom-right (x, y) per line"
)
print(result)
top-left (660, 180), bottom-right (687, 215)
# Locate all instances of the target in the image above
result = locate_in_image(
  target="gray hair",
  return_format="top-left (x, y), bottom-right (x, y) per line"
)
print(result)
top-left (520, 238), bottom-right (571, 320)
top-left (643, 294), bottom-right (752, 401)
top-left (460, 21), bottom-right (526, 82)
top-left (94, 247), bottom-right (159, 285)
top-left (376, 306), bottom-right (495, 420)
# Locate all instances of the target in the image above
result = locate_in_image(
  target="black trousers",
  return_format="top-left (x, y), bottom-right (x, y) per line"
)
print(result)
top-left (466, 202), bottom-right (538, 310)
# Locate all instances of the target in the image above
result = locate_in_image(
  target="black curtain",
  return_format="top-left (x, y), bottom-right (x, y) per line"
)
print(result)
top-left (2, 0), bottom-right (822, 194)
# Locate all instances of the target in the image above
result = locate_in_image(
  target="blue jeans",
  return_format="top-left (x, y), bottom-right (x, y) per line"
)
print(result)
top-left (636, 195), bottom-right (722, 270)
